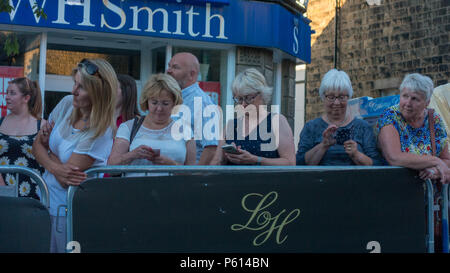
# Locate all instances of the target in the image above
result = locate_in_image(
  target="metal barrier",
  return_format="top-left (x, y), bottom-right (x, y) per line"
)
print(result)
top-left (0, 166), bottom-right (50, 253)
top-left (66, 166), bottom-right (434, 253)
top-left (442, 183), bottom-right (449, 253)
top-left (0, 166), bottom-right (49, 208)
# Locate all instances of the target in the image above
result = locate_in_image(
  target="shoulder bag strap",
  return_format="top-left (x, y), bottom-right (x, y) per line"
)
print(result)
top-left (428, 109), bottom-right (436, 156)
top-left (129, 115), bottom-right (145, 145)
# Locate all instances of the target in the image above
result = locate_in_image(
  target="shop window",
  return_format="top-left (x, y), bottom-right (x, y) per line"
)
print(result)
top-left (43, 91), bottom-right (71, 120)
top-left (172, 47), bottom-right (223, 105)
top-left (46, 44), bottom-right (140, 80)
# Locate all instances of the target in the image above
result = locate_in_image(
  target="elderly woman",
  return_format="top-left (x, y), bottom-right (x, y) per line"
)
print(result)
top-left (377, 73), bottom-right (449, 183)
top-left (32, 58), bottom-right (117, 252)
top-left (296, 69), bottom-right (383, 166)
top-left (0, 77), bottom-right (45, 199)
top-left (108, 73), bottom-right (196, 169)
top-left (211, 68), bottom-right (295, 166)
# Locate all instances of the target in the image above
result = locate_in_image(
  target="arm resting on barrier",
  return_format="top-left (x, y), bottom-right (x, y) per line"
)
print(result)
top-left (378, 124), bottom-right (448, 183)
top-left (0, 175), bottom-right (5, 186)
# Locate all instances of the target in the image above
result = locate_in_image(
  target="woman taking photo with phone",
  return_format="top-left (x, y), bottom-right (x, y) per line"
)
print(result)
top-left (210, 68), bottom-right (295, 166)
top-left (296, 69), bottom-right (383, 166)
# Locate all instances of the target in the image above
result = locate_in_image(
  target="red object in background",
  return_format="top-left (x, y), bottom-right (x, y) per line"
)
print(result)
top-left (199, 81), bottom-right (221, 105)
top-left (0, 66), bottom-right (24, 117)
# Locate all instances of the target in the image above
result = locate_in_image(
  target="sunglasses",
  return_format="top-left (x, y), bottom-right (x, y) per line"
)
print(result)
top-left (78, 59), bottom-right (100, 77)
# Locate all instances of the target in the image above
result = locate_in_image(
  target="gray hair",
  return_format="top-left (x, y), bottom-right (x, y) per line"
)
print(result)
top-left (319, 69), bottom-right (353, 100)
top-left (399, 73), bottom-right (434, 101)
top-left (232, 68), bottom-right (273, 104)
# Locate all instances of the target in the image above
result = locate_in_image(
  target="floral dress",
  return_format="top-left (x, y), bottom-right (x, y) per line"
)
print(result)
top-left (376, 105), bottom-right (448, 156)
top-left (0, 117), bottom-right (43, 200)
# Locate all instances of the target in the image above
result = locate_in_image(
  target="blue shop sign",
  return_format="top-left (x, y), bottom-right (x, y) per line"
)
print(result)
top-left (0, 0), bottom-right (311, 62)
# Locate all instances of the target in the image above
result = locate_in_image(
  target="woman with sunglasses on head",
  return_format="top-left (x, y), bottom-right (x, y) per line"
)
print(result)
top-left (211, 68), bottom-right (295, 166)
top-left (108, 73), bottom-right (196, 172)
top-left (0, 77), bottom-right (45, 199)
top-left (296, 69), bottom-right (383, 166)
top-left (32, 58), bottom-right (117, 253)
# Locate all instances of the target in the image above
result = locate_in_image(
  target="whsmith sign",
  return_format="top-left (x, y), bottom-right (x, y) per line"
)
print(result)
top-left (0, 0), bottom-right (311, 62)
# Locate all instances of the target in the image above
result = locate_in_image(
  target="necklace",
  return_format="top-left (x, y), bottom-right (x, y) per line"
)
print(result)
top-left (323, 114), bottom-right (348, 127)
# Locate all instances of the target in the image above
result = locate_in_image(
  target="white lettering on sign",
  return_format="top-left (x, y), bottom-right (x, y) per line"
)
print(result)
top-left (7, 0), bottom-right (228, 40)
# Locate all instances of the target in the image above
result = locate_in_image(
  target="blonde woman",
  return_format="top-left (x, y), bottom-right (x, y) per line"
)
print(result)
top-left (108, 73), bottom-right (196, 170)
top-left (0, 77), bottom-right (45, 199)
top-left (32, 58), bottom-right (117, 253)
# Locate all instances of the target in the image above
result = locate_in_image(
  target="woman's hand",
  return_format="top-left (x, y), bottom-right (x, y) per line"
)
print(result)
top-left (224, 144), bottom-right (258, 165)
top-left (53, 163), bottom-right (87, 189)
top-left (343, 140), bottom-right (358, 157)
top-left (322, 125), bottom-right (337, 148)
top-left (39, 120), bottom-right (55, 149)
top-left (419, 167), bottom-right (439, 181)
top-left (131, 145), bottom-right (157, 161)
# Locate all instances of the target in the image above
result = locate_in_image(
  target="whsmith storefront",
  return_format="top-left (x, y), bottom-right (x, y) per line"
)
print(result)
top-left (0, 0), bottom-right (311, 125)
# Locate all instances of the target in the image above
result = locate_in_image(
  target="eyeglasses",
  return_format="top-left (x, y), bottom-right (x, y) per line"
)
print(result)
top-left (78, 59), bottom-right (100, 77)
top-left (324, 94), bottom-right (349, 102)
top-left (233, 93), bottom-right (260, 104)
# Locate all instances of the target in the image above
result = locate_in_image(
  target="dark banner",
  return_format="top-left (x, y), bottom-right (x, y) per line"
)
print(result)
top-left (0, 197), bottom-right (51, 253)
top-left (71, 168), bottom-right (427, 253)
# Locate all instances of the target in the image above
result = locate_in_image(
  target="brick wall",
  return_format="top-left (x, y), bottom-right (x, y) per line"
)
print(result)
top-left (306, 0), bottom-right (450, 121)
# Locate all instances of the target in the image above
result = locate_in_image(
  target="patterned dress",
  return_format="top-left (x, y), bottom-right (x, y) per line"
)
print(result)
top-left (376, 105), bottom-right (448, 156)
top-left (0, 117), bottom-right (43, 200)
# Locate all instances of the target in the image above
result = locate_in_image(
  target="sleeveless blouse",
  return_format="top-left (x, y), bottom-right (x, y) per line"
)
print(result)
top-left (0, 117), bottom-right (43, 200)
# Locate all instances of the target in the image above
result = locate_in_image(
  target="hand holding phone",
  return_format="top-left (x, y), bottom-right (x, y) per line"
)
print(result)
top-left (335, 128), bottom-right (352, 145)
top-left (222, 144), bottom-right (240, 154)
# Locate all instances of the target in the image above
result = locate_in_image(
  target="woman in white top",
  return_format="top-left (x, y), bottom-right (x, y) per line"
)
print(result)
top-left (108, 73), bottom-right (196, 169)
top-left (32, 58), bottom-right (117, 253)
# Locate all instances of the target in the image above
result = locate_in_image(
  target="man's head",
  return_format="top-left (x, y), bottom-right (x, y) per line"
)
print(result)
top-left (167, 52), bottom-right (200, 90)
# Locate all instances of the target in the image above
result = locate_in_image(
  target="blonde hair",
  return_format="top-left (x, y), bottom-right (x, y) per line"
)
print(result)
top-left (8, 77), bottom-right (42, 119)
top-left (71, 58), bottom-right (117, 138)
top-left (232, 68), bottom-right (273, 104)
top-left (140, 73), bottom-right (183, 111)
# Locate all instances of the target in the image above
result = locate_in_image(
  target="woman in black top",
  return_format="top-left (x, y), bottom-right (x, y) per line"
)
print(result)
top-left (0, 77), bottom-right (46, 199)
top-left (211, 68), bottom-right (295, 166)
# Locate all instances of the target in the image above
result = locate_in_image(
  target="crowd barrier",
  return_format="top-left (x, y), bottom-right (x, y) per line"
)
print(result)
top-left (64, 166), bottom-right (439, 253)
top-left (0, 166), bottom-right (50, 253)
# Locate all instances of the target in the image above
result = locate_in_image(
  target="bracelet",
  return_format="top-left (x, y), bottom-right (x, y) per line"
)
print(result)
top-left (256, 156), bottom-right (262, 166)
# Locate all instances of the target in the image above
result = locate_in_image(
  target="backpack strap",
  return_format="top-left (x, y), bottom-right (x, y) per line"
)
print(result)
top-left (37, 119), bottom-right (41, 131)
top-left (0, 117), bottom-right (4, 126)
top-left (129, 115), bottom-right (145, 145)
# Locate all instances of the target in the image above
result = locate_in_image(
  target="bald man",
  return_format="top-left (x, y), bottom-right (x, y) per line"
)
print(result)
top-left (167, 52), bottom-right (218, 165)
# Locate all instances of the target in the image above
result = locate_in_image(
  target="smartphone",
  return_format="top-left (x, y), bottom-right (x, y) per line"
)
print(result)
top-left (335, 128), bottom-right (352, 145)
top-left (221, 144), bottom-right (240, 154)
top-left (152, 149), bottom-right (161, 156)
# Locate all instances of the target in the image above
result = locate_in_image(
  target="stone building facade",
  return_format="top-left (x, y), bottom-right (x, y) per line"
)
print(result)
top-left (306, 0), bottom-right (449, 121)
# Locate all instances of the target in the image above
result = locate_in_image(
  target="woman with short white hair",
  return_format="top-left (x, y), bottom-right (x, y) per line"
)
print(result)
top-left (211, 68), bottom-right (295, 165)
top-left (377, 73), bottom-right (449, 183)
top-left (296, 68), bottom-right (383, 166)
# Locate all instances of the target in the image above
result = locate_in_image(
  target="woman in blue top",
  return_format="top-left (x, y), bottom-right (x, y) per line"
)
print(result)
top-left (377, 73), bottom-right (449, 183)
top-left (211, 68), bottom-right (295, 166)
top-left (296, 69), bottom-right (383, 166)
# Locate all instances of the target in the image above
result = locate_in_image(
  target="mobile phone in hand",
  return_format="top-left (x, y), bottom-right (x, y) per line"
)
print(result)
top-left (335, 128), bottom-right (352, 145)
top-left (221, 144), bottom-right (240, 154)
top-left (152, 149), bottom-right (160, 156)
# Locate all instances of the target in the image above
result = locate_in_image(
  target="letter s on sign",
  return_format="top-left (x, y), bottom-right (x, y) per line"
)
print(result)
top-left (293, 26), bottom-right (299, 54)
top-left (366, 241), bottom-right (381, 253)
